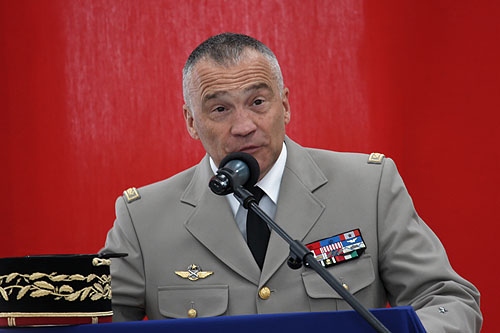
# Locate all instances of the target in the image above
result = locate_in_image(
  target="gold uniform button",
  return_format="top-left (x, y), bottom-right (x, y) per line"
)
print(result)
top-left (342, 283), bottom-right (349, 291)
top-left (187, 308), bottom-right (197, 318)
top-left (258, 286), bottom-right (271, 300)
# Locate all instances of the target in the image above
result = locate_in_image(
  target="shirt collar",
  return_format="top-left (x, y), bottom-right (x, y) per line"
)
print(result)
top-left (209, 142), bottom-right (287, 215)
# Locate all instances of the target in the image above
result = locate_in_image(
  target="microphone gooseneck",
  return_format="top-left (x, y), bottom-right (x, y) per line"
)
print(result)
top-left (208, 151), bottom-right (391, 332)
top-left (209, 152), bottom-right (260, 195)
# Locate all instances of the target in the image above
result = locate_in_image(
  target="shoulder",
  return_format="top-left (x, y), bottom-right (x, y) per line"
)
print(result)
top-left (120, 163), bottom-right (199, 206)
top-left (301, 147), bottom-right (403, 201)
top-left (307, 147), bottom-right (401, 193)
top-left (284, 137), bottom-right (394, 188)
top-left (304, 146), bottom-right (389, 174)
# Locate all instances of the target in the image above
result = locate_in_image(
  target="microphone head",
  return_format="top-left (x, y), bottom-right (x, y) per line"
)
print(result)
top-left (219, 152), bottom-right (260, 189)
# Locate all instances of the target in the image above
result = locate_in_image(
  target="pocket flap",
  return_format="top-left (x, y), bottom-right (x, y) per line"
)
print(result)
top-left (301, 255), bottom-right (374, 299)
top-left (158, 284), bottom-right (228, 318)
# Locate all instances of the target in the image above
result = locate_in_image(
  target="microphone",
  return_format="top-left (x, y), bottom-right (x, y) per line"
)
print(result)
top-left (209, 152), bottom-right (260, 195)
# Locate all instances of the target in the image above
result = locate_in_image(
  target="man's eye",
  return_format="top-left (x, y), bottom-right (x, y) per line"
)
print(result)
top-left (253, 99), bottom-right (264, 106)
top-left (214, 106), bottom-right (226, 112)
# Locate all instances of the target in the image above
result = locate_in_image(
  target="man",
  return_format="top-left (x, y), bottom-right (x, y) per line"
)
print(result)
top-left (103, 33), bottom-right (482, 332)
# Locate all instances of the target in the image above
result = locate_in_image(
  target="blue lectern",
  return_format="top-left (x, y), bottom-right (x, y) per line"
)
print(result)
top-left (0, 306), bottom-right (426, 332)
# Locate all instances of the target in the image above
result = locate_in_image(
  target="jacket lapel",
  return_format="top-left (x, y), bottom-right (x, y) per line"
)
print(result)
top-left (181, 138), bottom-right (329, 287)
top-left (260, 137), bottom-right (328, 286)
top-left (181, 155), bottom-right (261, 285)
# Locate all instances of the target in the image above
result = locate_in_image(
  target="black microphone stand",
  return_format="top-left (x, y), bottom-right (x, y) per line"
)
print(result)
top-left (233, 185), bottom-right (391, 333)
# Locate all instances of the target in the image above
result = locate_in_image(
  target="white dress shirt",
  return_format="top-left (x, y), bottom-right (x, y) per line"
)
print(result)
top-left (209, 142), bottom-right (287, 240)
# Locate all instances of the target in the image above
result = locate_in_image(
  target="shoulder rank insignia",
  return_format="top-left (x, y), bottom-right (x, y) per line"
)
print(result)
top-left (305, 229), bottom-right (366, 268)
top-left (368, 152), bottom-right (385, 164)
top-left (124, 187), bottom-right (141, 203)
top-left (175, 264), bottom-right (213, 281)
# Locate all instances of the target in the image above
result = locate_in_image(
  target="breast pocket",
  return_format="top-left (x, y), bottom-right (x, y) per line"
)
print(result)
top-left (158, 285), bottom-right (229, 318)
top-left (301, 255), bottom-right (375, 312)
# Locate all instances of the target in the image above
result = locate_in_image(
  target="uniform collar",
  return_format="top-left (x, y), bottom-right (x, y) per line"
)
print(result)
top-left (210, 142), bottom-right (287, 216)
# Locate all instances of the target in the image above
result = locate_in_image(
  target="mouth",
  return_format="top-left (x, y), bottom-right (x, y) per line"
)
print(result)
top-left (238, 145), bottom-right (261, 154)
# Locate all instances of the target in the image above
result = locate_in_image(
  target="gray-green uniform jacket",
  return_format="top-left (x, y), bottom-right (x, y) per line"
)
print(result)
top-left (103, 137), bottom-right (482, 332)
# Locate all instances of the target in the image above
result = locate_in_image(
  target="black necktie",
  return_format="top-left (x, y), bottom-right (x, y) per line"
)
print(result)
top-left (246, 186), bottom-right (270, 270)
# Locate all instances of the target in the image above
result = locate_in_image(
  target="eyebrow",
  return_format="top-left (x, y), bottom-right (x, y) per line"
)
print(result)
top-left (244, 82), bottom-right (273, 94)
top-left (203, 83), bottom-right (274, 103)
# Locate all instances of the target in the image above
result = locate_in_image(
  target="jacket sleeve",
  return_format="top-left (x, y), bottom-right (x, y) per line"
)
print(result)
top-left (376, 158), bottom-right (482, 333)
top-left (101, 196), bottom-right (146, 322)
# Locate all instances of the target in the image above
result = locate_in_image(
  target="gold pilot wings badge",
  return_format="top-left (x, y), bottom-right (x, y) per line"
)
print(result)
top-left (175, 264), bottom-right (213, 281)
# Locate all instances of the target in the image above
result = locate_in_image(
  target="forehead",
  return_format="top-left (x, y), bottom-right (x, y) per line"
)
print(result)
top-left (189, 52), bottom-right (277, 103)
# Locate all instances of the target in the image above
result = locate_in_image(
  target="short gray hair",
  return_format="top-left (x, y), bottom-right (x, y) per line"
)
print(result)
top-left (183, 33), bottom-right (284, 109)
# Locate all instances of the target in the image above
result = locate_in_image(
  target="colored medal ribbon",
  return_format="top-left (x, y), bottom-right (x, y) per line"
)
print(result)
top-left (306, 229), bottom-right (366, 267)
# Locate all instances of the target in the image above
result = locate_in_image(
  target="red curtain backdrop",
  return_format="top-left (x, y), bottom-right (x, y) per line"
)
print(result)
top-left (1, 1), bottom-right (498, 331)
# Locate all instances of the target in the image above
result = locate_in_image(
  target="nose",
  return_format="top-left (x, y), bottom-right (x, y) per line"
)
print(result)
top-left (230, 107), bottom-right (257, 137)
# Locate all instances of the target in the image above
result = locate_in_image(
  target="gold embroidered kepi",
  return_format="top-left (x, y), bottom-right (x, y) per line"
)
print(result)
top-left (0, 253), bottom-right (125, 327)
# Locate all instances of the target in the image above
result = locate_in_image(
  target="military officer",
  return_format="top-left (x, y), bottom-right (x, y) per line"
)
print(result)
top-left (103, 33), bottom-right (482, 332)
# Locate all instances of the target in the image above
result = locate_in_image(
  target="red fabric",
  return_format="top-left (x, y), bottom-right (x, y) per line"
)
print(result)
top-left (1, 1), bottom-right (497, 331)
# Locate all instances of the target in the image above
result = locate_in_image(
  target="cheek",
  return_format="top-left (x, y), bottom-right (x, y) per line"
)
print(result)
top-left (193, 117), bottom-right (211, 138)
top-left (270, 111), bottom-right (287, 134)
top-left (194, 119), bottom-right (224, 149)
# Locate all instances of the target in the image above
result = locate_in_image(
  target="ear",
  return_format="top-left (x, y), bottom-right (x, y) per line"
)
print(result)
top-left (282, 87), bottom-right (291, 125)
top-left (183, 104), bottom-right (200, 140)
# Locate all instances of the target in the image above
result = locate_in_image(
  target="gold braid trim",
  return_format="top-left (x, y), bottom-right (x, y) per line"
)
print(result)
top-left (0, 311), bottom-right (113, 318)
top-left (0, 272), bottom-right (111, 302)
